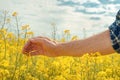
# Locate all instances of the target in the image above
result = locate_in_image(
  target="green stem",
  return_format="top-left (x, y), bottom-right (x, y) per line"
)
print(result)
top-left (1, 11), bottom-right (7, 29)
top-left (0, 30), bottom-right (7, 60)
top-left (11, 16), bottom-right (20, 80)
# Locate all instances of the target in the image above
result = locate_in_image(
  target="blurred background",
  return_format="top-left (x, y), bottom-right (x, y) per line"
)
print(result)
top-left (0, 0), bottom-right (119, 39)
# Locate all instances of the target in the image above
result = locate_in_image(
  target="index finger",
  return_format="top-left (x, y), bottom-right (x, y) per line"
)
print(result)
top-left (22, 39), bottom-right (32, 54)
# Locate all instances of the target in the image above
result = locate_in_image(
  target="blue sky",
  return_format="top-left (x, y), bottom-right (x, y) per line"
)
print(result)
top-left (0, 0), bottom-right (120, 38)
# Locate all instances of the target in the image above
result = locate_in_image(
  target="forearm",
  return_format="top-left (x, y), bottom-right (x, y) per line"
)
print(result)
top-left (55, 30), bottom-right (115, 57)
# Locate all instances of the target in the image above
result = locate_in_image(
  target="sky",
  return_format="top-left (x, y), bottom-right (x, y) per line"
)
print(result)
top-left (0, 0), bottom-right (120, 38)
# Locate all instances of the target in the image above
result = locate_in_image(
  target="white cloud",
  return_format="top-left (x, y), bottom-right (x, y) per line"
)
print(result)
top-left (85, 7), bottom-right (105, 13)
top-left (70, 0), bottom-right (100, 4)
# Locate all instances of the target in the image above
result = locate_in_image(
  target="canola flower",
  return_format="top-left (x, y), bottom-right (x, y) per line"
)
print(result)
top-left (71, 35), bottom-right (79, 40)
top-left (1, 12), bottom-right (120, 80)
top-left (64, 29), bottom-right (70, 34)
top-left (12, 12), bottom-right (18, 16)
top-left (21, 24), bottom-right (30, 30)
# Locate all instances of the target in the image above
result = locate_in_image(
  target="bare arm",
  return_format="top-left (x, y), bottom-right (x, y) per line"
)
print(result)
top-left (22, 29), bottom-right (115, 57)
top-left (55, 29), bottom-right (115, 57)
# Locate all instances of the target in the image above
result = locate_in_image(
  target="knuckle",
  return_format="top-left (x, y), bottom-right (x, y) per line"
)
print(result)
top-left (28, 38), bottom-right (34, 44)
top-left (29, 38), bottom-right (33, 42)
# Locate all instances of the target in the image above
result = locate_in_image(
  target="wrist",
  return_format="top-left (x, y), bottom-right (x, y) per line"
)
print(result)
top-left (53, 43), bottom-right (62, 57)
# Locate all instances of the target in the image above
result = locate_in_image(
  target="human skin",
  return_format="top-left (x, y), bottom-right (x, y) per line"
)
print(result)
top-left (22, 29), bottom-right (115, 57)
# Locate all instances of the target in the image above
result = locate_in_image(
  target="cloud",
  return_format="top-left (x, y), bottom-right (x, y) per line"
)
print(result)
top-left (89, 17), bottom-right (101, 20)
top-left (58, 0), bottom-right (80, 6)
top-left (58, 0), bottom-right (120, 16)
top-left (99, 0), bottom-right (120, 4)
top-left (75, 7), bottom-right (106, 14)
top-left (0, 0), bottom-right (119, 38)
top-left (82, 1), bottom-right (100, 8)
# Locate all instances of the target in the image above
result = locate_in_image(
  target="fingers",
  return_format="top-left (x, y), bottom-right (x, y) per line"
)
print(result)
top-left (23, 45), bottom-right (44, 56)
top-left (29, 37), bottom-right (43, 44)
top-left (22, 36), bottom-right (55, 56)
top-left (37, 36), bottom-right (51, 41)
top-left (29, 49), bottom-right (43, 56)
top-left (34, 36), bottom-right (57, 44)
top-left (22, 38), bottom-right (44, 56)
top-left (22, 40), bottom-right (32, 54)
top-left (30, 36), bottom-right (51, 41)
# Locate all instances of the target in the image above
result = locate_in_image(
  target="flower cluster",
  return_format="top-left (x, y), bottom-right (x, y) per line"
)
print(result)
top-left (0, 11), bottom-right (120, 80)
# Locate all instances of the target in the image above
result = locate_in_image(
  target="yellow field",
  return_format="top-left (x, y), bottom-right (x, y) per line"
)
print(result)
top-left (0, 12), bottom-right (120, 80)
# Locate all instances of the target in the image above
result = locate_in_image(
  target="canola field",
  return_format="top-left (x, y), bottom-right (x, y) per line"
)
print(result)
top-left (1, 11), bottom-right (120, 80)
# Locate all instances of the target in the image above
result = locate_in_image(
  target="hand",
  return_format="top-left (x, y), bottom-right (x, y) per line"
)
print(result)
top-left (22, 36), bottom-right (57, 57)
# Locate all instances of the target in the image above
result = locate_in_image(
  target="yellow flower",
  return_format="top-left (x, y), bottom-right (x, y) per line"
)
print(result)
top-left (3, 69), bottom-right (10, 77)
top-left (90, 52), bottom-right (101, 57)
top-left (12, 12), bottom-right (18, 16)
top-left (71, 35), bottom-right (78, 40)
top-left (20, 65), bottom-right (26, 71)
top-left (64, 29), bottom-right (70, 34)
top-left (0, 28), bottom-right (7, 35)
top-left (7, 32), bottom-right (14, 38)
top-left (67, 74), bottom-right (81, 80)
top-left (0, 60), bottom-right (9, 67)
top-left (27, 31), bottom-right (34, 35)
top-left (116, 67), bottom-right (120, 76)
top-left (60, 38), bottom-right (65, 42)
top-left (54, 75), bottom-right (66, 80)
top-left (105, 69), bottom-right (112, 76)
top-left (0, 69), bottom-right (10, 77)
top-left (52, 61), bottom-right (60, 68)
top-left (97, 71), bottom-right (107, 77)
top-left (21, 24), bottom-right (30, 30)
